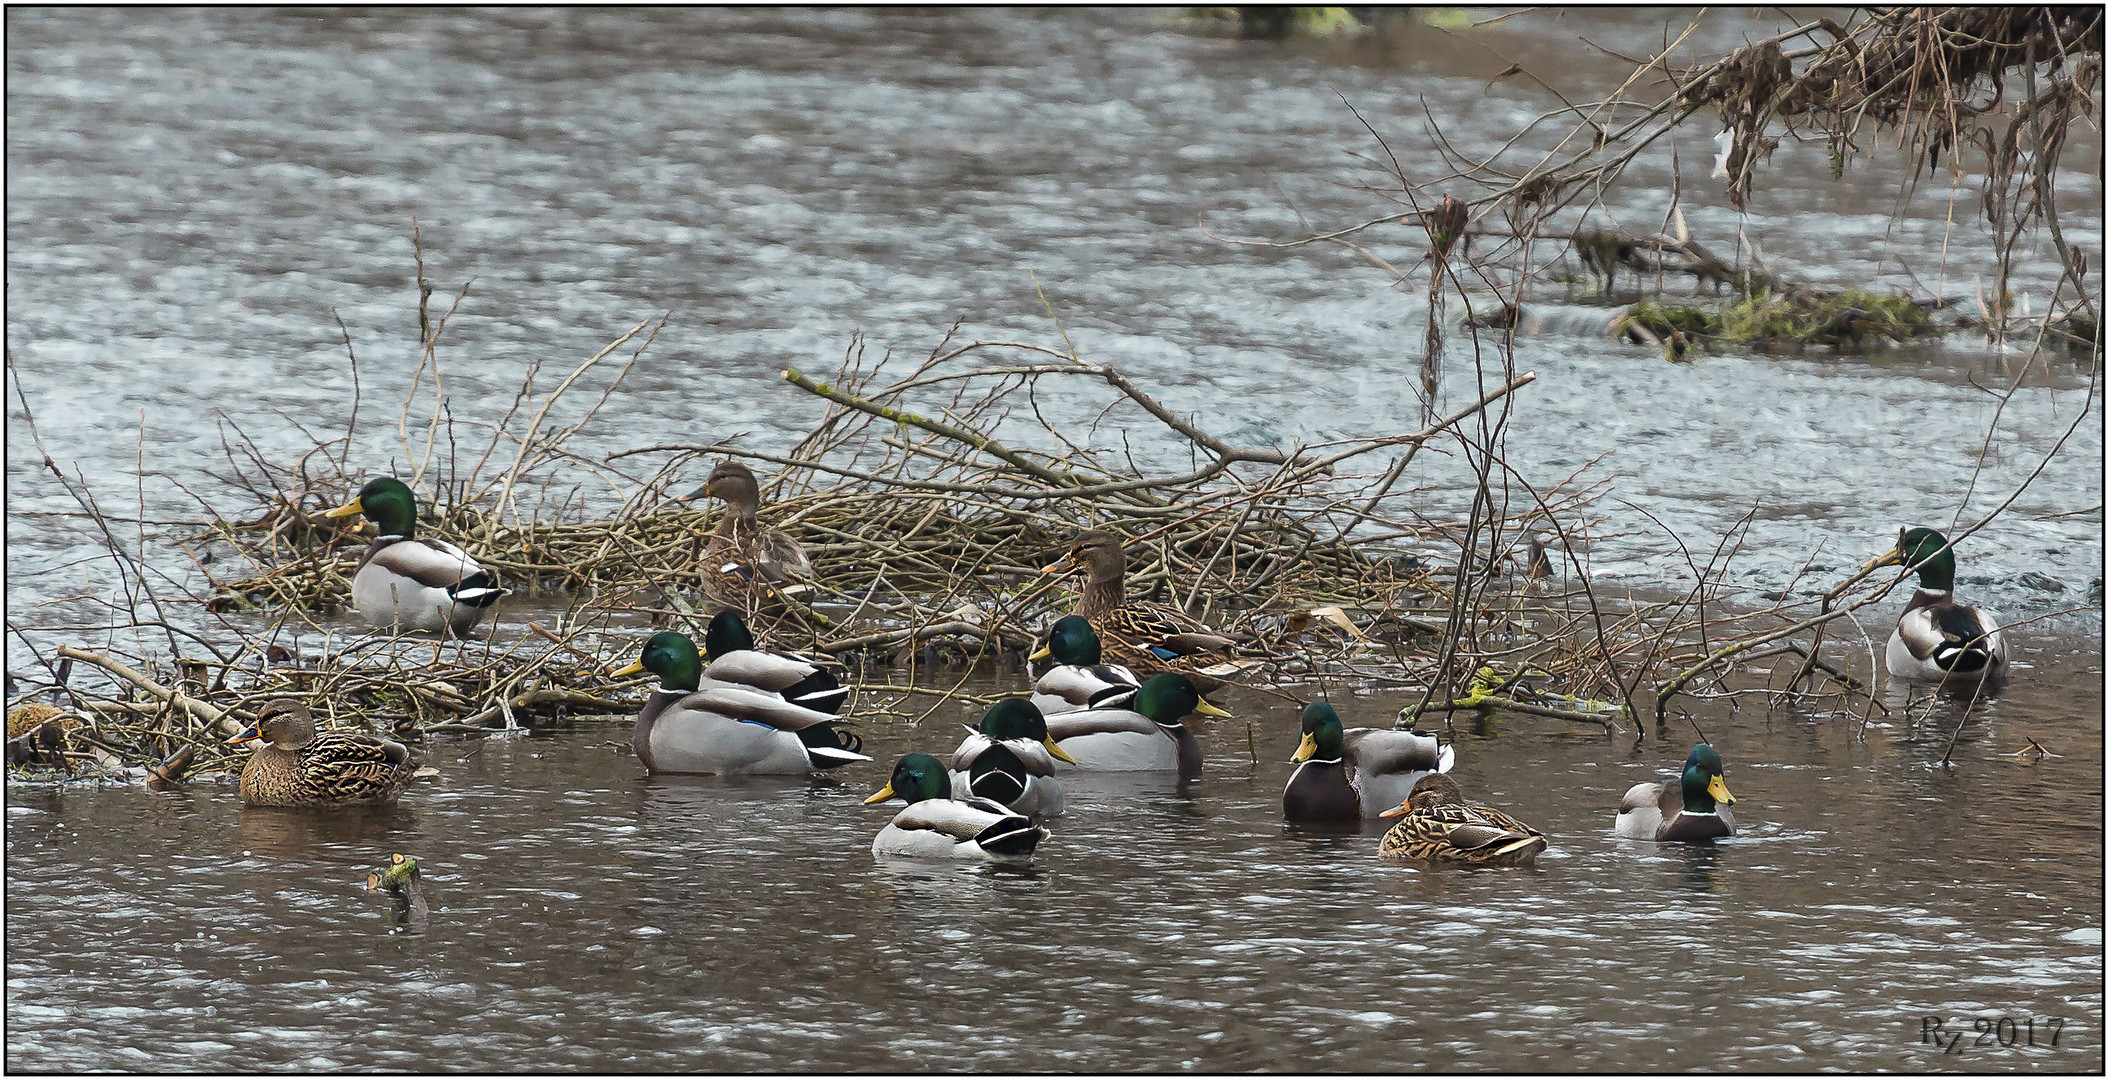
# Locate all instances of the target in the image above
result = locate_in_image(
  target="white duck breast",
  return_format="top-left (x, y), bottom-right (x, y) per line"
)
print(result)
top-left (1341, 728), bottom-right (1455, 819)
top-left (1887, 594), bottom-right (2007, 682)
top-left (351, 535), bottom-right (507, 635)
top-left (637, 682), bottom-right (867, 775)
top-left (949, 730), bottom-right (1066, 818)
top-left (1029, 662), bottom-right (1142, 715)
top-left (872, 797), bottom-right (1046, 862)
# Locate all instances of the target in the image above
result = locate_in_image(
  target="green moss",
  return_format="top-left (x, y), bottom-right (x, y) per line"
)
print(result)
top-left (1717, 293), bottom-right (1798, 344)
top-left (1625, 302), bottom-right (1717, 337)
top-left (1291, 7), bottom-right (1360, 35)
top-left (1615, 289), bottom-right (1936, 355)
top-left (1175, 7), bottom-right (1361, 39)
top-left (1718, 289), bottom-right (1930, 347)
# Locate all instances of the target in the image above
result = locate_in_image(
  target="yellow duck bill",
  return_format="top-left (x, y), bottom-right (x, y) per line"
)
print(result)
top-left (1289, 731), bottom-right (1319, 763)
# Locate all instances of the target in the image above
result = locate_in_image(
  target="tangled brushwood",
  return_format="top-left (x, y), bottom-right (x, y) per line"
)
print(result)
top-left (13, 293), bottom-right (1961, 781)
top-left (19, 9), bottom-right (2092, 777)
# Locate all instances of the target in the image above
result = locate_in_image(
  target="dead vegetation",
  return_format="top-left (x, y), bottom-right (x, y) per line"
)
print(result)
top-left (11, 9), bottom-right (2098, 778)
top-left (1210, 6), bottom-right (2102, 356)
top-left (8, 285), bottom-right (1961, 780)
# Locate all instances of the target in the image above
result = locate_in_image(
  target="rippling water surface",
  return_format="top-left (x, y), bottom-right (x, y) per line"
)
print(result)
top-left (5, 7), bottom-right (2100, 637)
top-left (8, 661), bottom-right (2102, 1072)
top-left (5, 7), bottom-right (2103, 1072)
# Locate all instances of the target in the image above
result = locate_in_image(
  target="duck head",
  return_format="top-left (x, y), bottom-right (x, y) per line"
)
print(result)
top-left (1380, 773), bottom-right (1466, 817)
top-left (978, 697), bottom-right (1078, 764)
top-left (1289, 702), bottom-right (1346, 763)
top-left (703, 461), bottom-right (762, 518)
top-left (1866, 526), bottom-right (1956, 592)
top-left (702, 610), bottom-right (758, 659)
top-left (612, 631), bottom-right (703, 693)
top-left (230, 699), bottom-right (319, 750)
top-left (323, 477), bottom-right (419, 539)
top-left (1131, 673), bottom-right (1231, 726)
top-left (1042, 530), bottom-right (1127, 586)
top-left (1680, 743), bottom-right (1735, 814)
top-left (1031, 615), bottom-right (1103, 666)
top-left (864, 753), bottom-right (951, 805)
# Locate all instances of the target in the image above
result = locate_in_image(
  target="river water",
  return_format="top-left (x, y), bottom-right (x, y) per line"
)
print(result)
top-left (5, 7), bottom-right (2102, 1072)
top-left (7, 667), bottom-right (2103, 1072)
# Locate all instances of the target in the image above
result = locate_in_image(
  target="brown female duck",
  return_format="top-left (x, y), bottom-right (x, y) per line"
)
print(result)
top-left (1378, 774), bottom-right (1548, 866)
top-left (1041, 530), bottom-right (1246, 694)
top-left (230, 700), bottom-right (417, 807)
top-left (695, 461), bottom-right (817, 613)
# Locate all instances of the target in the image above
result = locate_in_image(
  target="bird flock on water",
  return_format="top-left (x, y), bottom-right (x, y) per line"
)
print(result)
top-left (231, 470), bottom-right (2009, 869)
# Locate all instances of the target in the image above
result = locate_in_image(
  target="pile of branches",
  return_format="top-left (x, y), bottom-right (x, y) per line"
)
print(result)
top-left (195, 322), bottom-right (1557, 666)
top-left (5, 616), bottom-right (633, 782)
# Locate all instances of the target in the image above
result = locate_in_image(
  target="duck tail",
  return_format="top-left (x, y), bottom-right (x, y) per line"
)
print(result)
top-left (1932, 638), bottom-right (1996, 673)
top-left (782, 668), bottom-right (849, 715)
top-left (448, 570), bottom-right (510, 608)
top-left (798, 723), bottom-right (868, 769)
top-left (973, 817), bottom-right (1047, 858)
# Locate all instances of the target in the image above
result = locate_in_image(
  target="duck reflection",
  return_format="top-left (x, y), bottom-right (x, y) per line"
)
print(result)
top-left (1282, 818), bottom-right (1373, 843)
top-left (1679, 843), bottom-right (1725, 894)
top-left (238, 803), bottom-right (416, 859)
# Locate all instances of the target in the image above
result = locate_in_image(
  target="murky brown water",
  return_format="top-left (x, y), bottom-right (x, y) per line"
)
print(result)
top-left (7, 646), bottom-right (2102, 1072)
top-left (5, 6), bottom-right (2103, 1072)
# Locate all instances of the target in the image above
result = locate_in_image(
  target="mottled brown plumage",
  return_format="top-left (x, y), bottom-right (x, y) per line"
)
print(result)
top-left (6, 702), bottom-right (79, 769)
top-left (1378, 775), bottom-right (1547, 866)
top-left (696, 461), bottom-right (817, 614)
top-left (1041, 530), bottom-right (1245, 695)
top-left (233, 700), bottom-right (416, 807)
top-left (7, 702), bottom-right (74, 740)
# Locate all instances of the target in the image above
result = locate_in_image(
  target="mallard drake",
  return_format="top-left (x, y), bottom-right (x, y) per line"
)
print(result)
top-left (1378, 774), bottom-right (1548, 865)
top-left (949, 698), bottom-right (1078, 819)
top-left (864, 753), bottom-right (1048, 863)
top-left (1282, 702), bottom-right (1454, 822)
top-left (230, 700), bottom-right (417, 807)
top-left (1041, 530), bottom-right (1246, 695)
top-left (1027, 615), bottom-right (1141, 715)
top-left (1043, 672), bottom-right (1228, 780)
top-left (612, 629), bottom-right (867, 775)
top-left (694, 460), bottom-right (816, 614)
top-left (322, 477), bottom-right (508, 636)
top-left (1866, 526), bottom-right (2009, 684)
top-left (1614, 744), bottom-right (1736, 842)
top-left (695, 610), bottom-right (849, 716)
